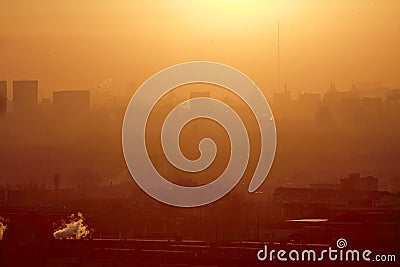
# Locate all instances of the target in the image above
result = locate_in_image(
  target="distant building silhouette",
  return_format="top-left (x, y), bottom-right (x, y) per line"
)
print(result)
top-left (310, 183), bottom-right (340, 190)
top-left (340, 173), bottom-right (378, 191)
top-left (298, 92), bottom-right (321, 119)
top-left (13, 80), bottom-right (38, 113)
top-left (273, 90), bottom-right (291, 106)
top-left (273, 173), bottom-right (381, 219)
top-left (373, 192), bottom-right (400, 207)
top-left (309, 173), bottom-right (379, 192)
top-left (53, 173), bottom-right (61, 191)
top-left (0, 81), bottom-right (6, 115)
top-left (272, 90), bottom-right (292, 119)
top-left (323, 82), bottom-right (359, 105)
top-left (298, 92), bottom-right (321, 105)
top-left (53, 90), bottom-right (90, 116)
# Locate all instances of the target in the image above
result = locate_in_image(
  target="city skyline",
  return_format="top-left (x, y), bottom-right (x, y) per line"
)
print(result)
top-left (0, 2), bottom-right (399, 266)
top-left (0, 76), bottom-right (398, 193)
top-left (0, 78), bottom-right (397, 105)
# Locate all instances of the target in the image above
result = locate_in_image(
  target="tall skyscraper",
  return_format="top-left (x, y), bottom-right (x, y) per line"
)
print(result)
top-left (0, 81), bottom-right (6, 115)
top-left (13, 80), bottom-right (38, 113)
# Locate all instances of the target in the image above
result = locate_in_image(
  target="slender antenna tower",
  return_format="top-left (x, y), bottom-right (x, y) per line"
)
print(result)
top-left (277, 20), bottom-right (280, 92)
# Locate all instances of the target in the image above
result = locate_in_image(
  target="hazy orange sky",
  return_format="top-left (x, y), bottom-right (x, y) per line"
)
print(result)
top-left (0, 0), bottom-right (399, 99)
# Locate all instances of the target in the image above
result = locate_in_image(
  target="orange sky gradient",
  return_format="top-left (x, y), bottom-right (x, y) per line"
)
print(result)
top-left (0, 0), bottom-right (399, 99)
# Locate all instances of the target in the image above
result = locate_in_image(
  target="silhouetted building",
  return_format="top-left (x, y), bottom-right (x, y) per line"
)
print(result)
top-left (310, 183), bottom-right (340, 190)
top-left (53, 173), bottom-right (61, 191)
top-left (0, 81), bottom-right (6, 115)
top-left (340, 173), bottom-right (378, 191)
top-left (298, 92), bottom-right (321, 119)
top-left (272, 90), bottom-right (292, 119)
top-left (298, 92), bottom-right (321, 106)
top-left (13, 80), bottom-right (38, 113)
top-left (281, 203), bottom-right (304, 219)
top-left (373, 192), bottom-right (400, 207)
top-left (53, 90), bottom-right (90, 116)
top-left (323, 82), bottom-right (359, 107)
top-left (273, 187), bottom-right (348, 206)
top-left (273, 90), bottom-right (291, 104)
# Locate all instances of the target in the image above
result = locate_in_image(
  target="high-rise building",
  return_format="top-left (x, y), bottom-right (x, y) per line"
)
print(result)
top-left (13, 80), bottom-right (38, 113)
top-left (272, 90), bottom-right (292, 119)
top-left (0, 81), bottom-right (6, 115)
top-left (53, 90), bottom-right (90, 116)
top-left (340, 173), bottom-right (379, 191)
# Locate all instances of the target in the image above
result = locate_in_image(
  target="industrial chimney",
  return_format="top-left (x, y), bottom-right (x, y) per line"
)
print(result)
top-left (53, 173), bottom-right (61, 191)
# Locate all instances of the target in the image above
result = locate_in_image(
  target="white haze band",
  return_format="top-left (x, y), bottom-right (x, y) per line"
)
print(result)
top-left (122, 61), bottom-right (276, 207)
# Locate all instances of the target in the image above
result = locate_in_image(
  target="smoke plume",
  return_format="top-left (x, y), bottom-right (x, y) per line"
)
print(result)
top-left (53, 212), bottom-right (91, 239)
top-left (0, 216), bottom-right (7, 240)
